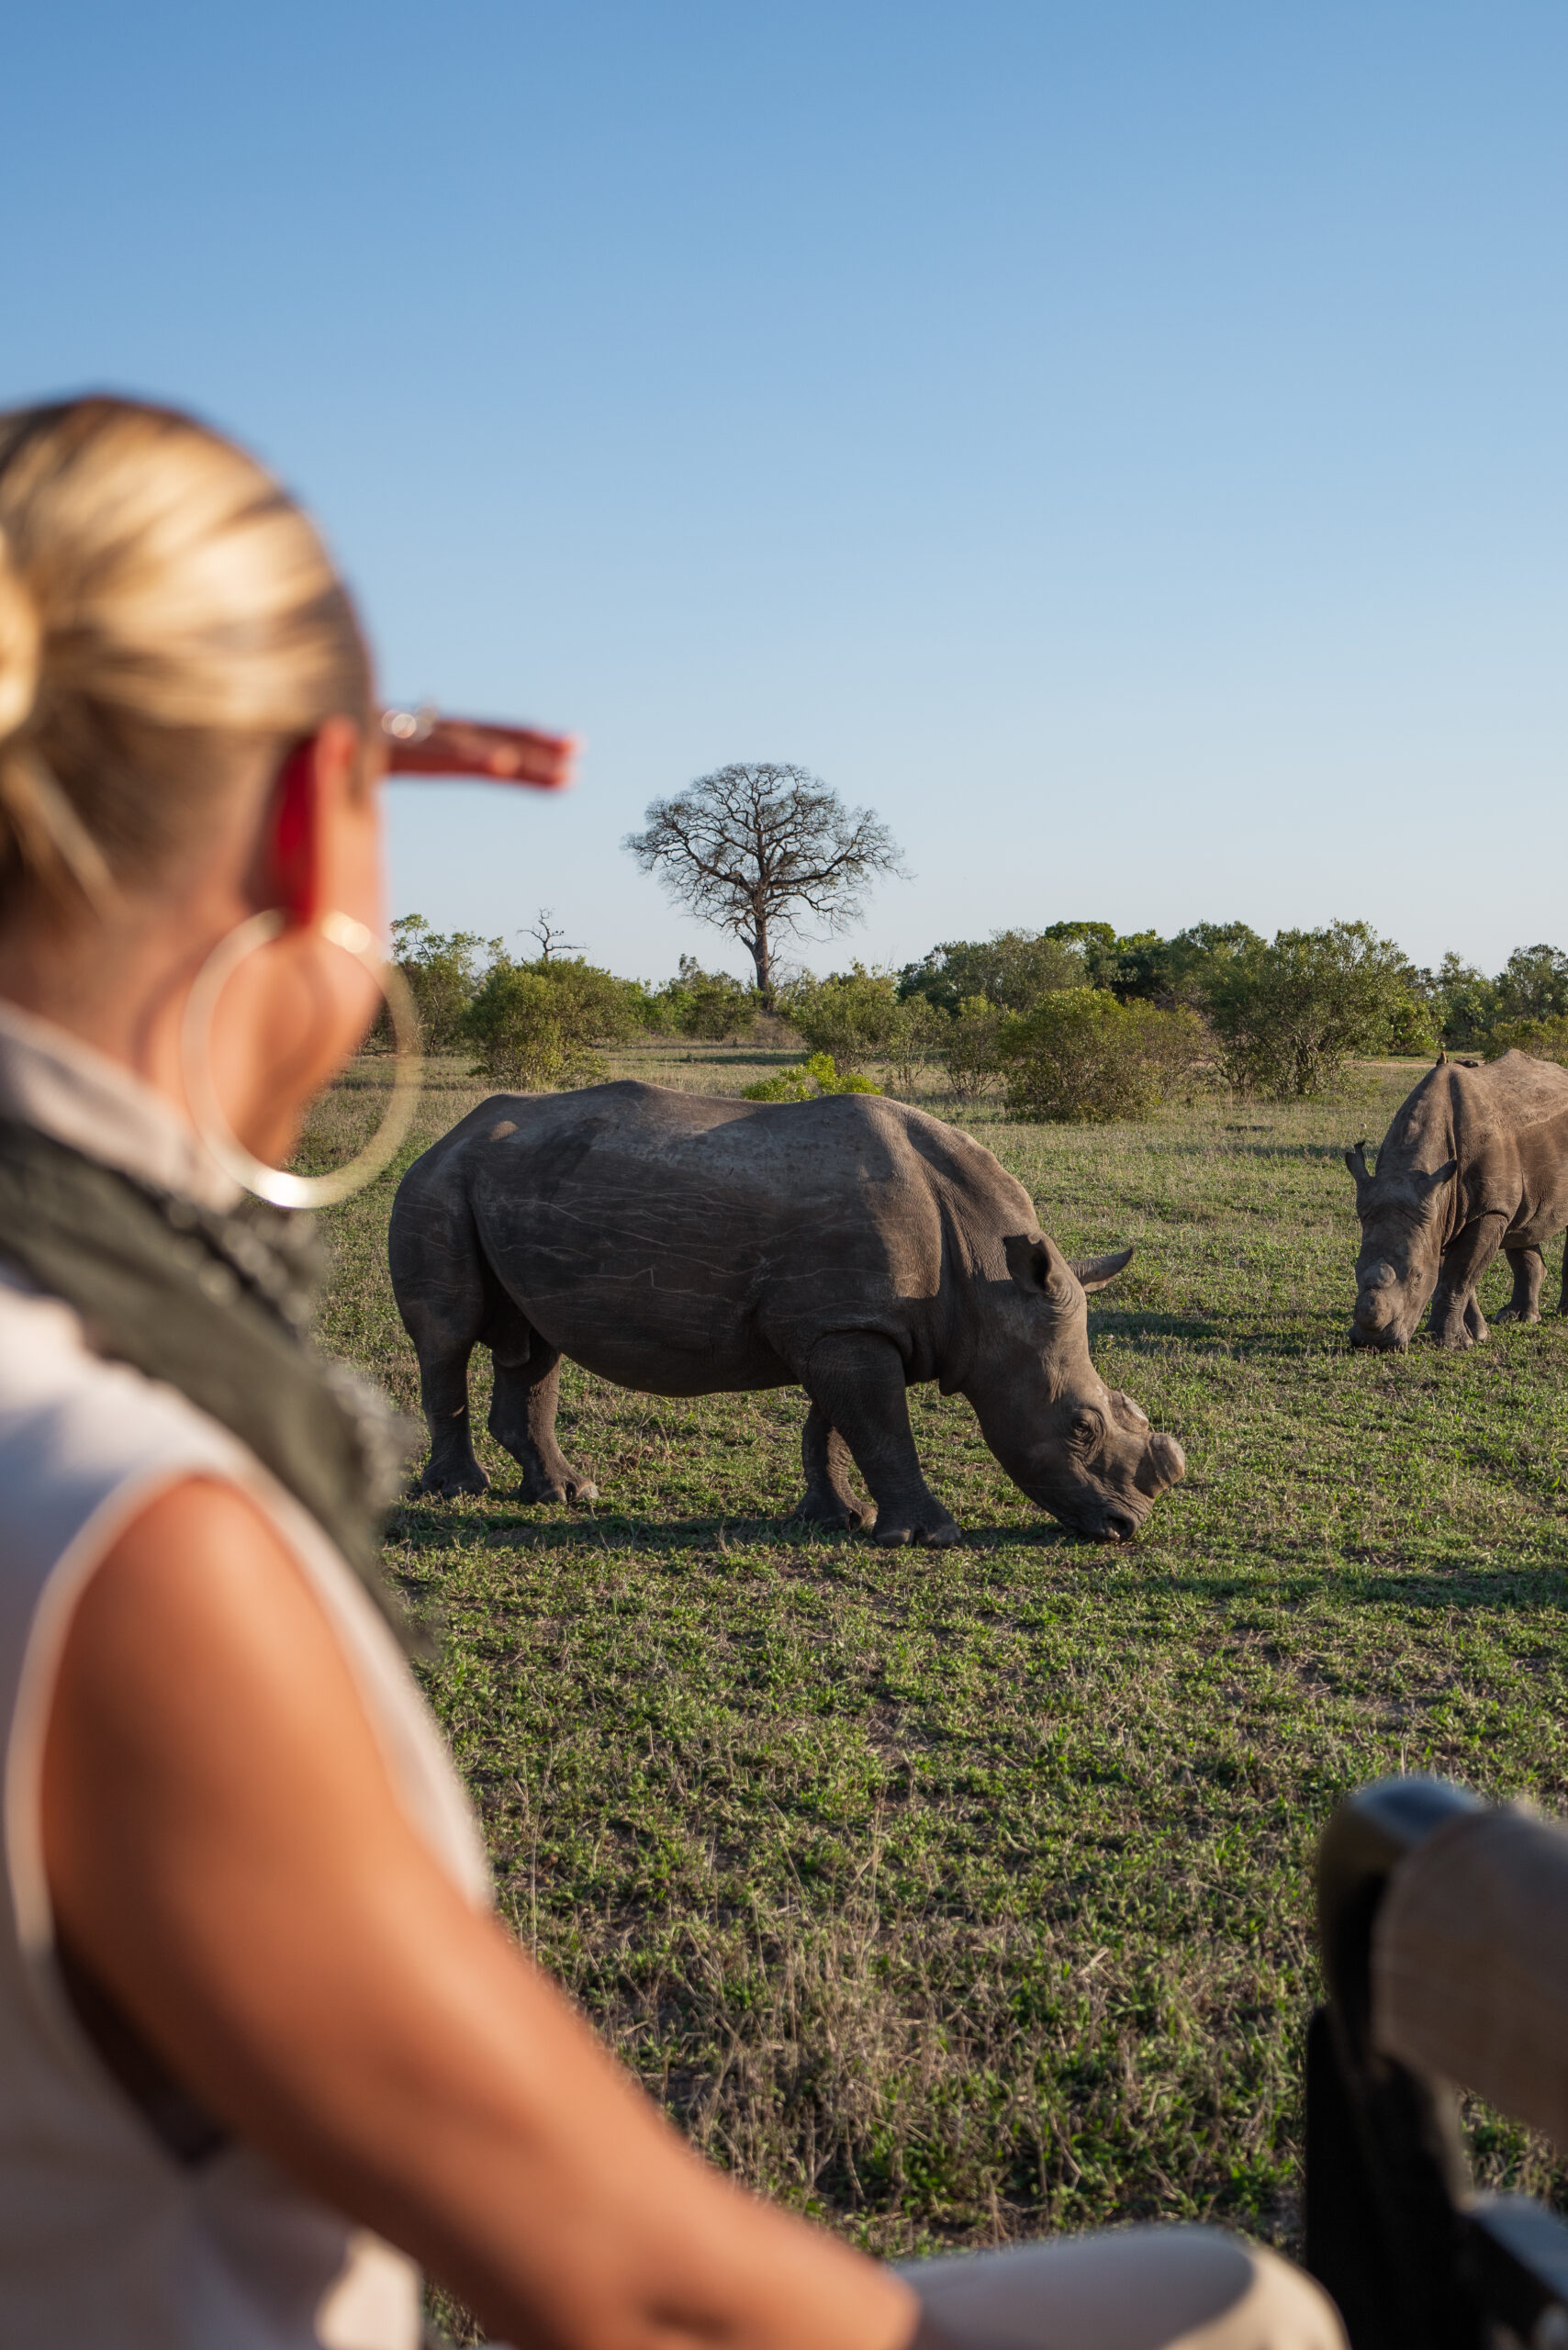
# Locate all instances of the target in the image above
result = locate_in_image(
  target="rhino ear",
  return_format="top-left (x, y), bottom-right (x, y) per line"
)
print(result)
top-left (1070, 1246), bottom-right (1133, 1293)
top-left (1417, 1157), bottom-right (1458, 1197)
top-left (1004, 1232), bottom-right (1079, 1307)
top-left (1343, 1140), bottom-right (1372, 1183)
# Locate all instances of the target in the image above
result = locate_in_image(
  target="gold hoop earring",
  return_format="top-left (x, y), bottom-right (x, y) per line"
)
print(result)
top-left (182, 909), bottom-right (423, 1210)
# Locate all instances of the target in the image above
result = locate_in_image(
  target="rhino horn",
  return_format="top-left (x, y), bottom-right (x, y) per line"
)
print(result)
top-left (1070, 1246), bottom-right (1134, 1293)
top-left (1436, 1046), bottom-right (1449, 1065)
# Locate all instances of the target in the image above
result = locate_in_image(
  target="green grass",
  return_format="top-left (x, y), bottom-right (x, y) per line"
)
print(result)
top-left (304, 1042), bottom-right (1568, 2290)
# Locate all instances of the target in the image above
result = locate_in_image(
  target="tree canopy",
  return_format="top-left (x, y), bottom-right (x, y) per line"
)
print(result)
top-left (623, 763), bottom-right (904, 1005)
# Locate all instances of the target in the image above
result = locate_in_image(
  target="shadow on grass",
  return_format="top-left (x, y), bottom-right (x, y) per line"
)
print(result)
top-left (389, 1501), bottom-right (1092, 1557)
top-left (1088, 1308), bottom-right (1224, 1345)
top-left (1132, 1559), bottom-right (1568, 1614)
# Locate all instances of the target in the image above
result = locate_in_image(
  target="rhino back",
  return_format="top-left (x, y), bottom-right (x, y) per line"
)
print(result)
top-left (437, 1081), bottom-right (1032, 1393)
top-left (1377, 1054), bottom-right (1568, 1231)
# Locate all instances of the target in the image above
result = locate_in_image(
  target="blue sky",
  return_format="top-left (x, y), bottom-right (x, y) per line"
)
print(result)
top-left (4, 3), bottom-right (1563, 981)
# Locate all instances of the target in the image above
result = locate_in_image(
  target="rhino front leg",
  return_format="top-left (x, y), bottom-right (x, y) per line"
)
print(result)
top-left (1495, 1245), bottom-right (1545, 1325)
top-left (789, 1403), bottom-right (875, 1533)
top-left (1427, 1214), bottom-right (1506, 1349)
top-left (488, 1347), bottom-right (599, 1505)
top-left (803, 1334), bottom-right (959, 1548)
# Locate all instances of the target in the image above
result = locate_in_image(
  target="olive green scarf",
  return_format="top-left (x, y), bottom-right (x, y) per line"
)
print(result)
top-left (0, 1116), bottom-right (420, 1651)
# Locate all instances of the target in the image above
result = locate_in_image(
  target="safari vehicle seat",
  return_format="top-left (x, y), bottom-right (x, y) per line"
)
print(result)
top-left (1306, 1774), bottom-right (1568, 2350)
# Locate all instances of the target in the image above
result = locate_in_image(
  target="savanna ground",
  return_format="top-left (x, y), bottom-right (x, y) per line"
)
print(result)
top-left (304, 1039), bottom-right (1568, 2329)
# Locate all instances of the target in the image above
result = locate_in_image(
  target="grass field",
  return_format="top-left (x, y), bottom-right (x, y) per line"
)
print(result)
top-left (305, 1040), bottom-right (1568, 2316)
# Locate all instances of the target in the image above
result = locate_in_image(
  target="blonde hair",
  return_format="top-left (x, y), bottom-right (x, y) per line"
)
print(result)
top-left (0, 396), bottom-right (372, 912)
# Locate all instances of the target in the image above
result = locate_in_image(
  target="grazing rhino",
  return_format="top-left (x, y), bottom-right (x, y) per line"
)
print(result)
top-left (1344, 1049), bottom-right (1568, 1350)
top-left (389, 1081), bottom-right (1186, 1544)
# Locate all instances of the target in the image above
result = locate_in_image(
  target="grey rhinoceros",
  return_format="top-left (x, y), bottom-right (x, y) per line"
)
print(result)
top-left (389, 1081), bottom-right (1186, 1544)
top-left (1345, 1049), bottom-right (1568, 1350)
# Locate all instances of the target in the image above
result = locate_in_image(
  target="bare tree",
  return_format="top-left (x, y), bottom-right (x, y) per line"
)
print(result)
top-left (523, 908), bottom-right (578, 962)
top-left (623, 763), bottom-right (905, 1007)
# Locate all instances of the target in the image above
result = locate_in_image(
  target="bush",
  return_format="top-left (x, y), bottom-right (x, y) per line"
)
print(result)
top-left (463, 956), bottom-right (644, 1091)
top-left (390, 913), bottom-right (498, 1052)
top-left (782, 966), bottom-right (905, 1069)
top-left (997, 990), bottom-right (1205, 1123)
top-left (939, 996), bottom-right (1003, 1102)
top-left (742, 1052), bottom-right (880, 1102)
top-left (1484, 1016), bottom-right (1568, 1068)
top-left (1495, 944), bottom-right (1568, 1025)
top-left (898, 930), bottom-right (1087, 1017)
top-left (652, 957), bottom-right (759, 1041)
top-left (1202, 922), bottom-right (1419, 1099)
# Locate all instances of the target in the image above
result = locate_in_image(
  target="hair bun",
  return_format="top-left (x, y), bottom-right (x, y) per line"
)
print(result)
top-left (0, 525), bottom-right (40, 747)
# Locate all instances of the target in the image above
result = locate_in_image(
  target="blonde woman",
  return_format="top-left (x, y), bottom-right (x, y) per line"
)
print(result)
top-left (0, 395), bottom-right (1341, 2350)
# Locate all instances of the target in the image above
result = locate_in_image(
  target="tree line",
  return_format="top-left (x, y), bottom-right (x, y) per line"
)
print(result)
top-left (390, 911), bottom-right (1568, 1121)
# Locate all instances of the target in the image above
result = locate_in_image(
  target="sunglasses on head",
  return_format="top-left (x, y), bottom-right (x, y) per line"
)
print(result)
top-left (380, 707), bottom-right (577, 792)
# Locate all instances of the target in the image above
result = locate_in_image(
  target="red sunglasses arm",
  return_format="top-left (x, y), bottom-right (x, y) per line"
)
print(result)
top-left (380, 711), bottom-right (578, 791)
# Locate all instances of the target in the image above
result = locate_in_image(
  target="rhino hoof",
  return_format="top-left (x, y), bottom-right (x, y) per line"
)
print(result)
top-left (874, 1516), bottom-right (961, 1549)
top-left (521, 1478), bottom-right (599, 1506)
top-left (415, 1469), bottom-right (489, 1500)
top-left (787, 1496), bottom-right (869, 1533)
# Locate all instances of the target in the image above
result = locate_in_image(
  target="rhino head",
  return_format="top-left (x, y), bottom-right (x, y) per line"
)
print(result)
top-left (1342, 1139), bottom-right (1458, 1350)
top-left (966, 1235), bottom-right (1186, 1541)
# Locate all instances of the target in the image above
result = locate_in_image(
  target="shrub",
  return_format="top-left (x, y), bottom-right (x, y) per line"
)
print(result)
top-left (1383, 987), bottom-right (1440, 1056)
top-left (782, 966), bottom-right (905, 1069)
top-left (1202, 921), bottom-right (1418, 1100)
top-left (652, 956), bottom-right (760, 1041)
top-left (898, 930), bottom-right (1087, 1017)
top-left (743, 1052), bottom-right (880, 1102)
top-left (1425, 954), bottom-right (1500, 1049)
top-left (1484, 1016), bottom-right (1568, 1068)
top-left (939, 996), bottom-right (1003, 1102)
top-left (1496, 944), bottom-right (1568, 1025)
top-left (997, 990), bottom-right (1205, 1123)
top-left (886, 993), bottom-right (944, 1098)
top-left (390, 913), bottom-right (498, 1052)
top-left (463, 956), bottom-right (643, 1091)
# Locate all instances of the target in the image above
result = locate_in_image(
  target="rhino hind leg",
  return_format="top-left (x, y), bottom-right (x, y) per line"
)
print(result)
top-left (802, 1333), bottom-right (960, 1549)
top-left (394, 1248), bottom-right (490, 1500)
top-left (1495, 1245), bottom-right (1545, 1325)
top-left (488, 1347), bottom-right (599, 1506)
top-left (789, 1404), bottom-right (874, 1533)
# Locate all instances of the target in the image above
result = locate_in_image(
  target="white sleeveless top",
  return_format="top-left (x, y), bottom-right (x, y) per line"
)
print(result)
top-left (0, 1001), bottom-right (491, 2349)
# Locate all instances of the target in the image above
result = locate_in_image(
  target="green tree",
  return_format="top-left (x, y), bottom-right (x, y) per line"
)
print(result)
top-left (897, 929), bottom-right (1086, 1016)
top-left (1495, 944), bottom-right (1568, 1025)
top-left (997, 990), bottom-right (1205, 1123)
top-left (1203, 921), bottom-right (1417, 1099)
top-left (783, 965), bottom-right (905, 1069)
top-left (1161, 923), bottom-right (1266, 1009)
top-left (1423, 953), bottom-right (1500, 1049)
top-left (653, 956), bottom-right (760, 1041)
top-left (1484, 1014), bottom-right (1568, 1067)
top-left (939, 995), bottom-right (1003, 1102)
top-left (463, 955), bottom-right (644, 1091)
top-left (390, 913), bottom-right (497, 1052)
